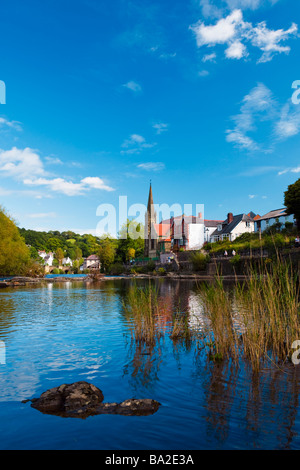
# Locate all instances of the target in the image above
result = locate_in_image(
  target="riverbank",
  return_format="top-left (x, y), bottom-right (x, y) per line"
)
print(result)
top-left (0, 275), bottom-right (91, 288)
top-left (0, 272), bottom-right (258, 288)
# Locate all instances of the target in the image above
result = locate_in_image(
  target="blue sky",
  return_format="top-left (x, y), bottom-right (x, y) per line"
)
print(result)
top-left (0, 0), bottom-right (300, 234)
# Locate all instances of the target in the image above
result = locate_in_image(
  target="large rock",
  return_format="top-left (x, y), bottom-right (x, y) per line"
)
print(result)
top-left (29, 381), bottom-right (160, 418)
top-left (31, 381), bottom-right (104, 417)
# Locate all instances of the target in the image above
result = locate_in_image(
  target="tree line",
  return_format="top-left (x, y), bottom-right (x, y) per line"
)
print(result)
top-left (0, 177), bottom-right (298, 276)
top-left (0, 213), bottom-right (144, 276)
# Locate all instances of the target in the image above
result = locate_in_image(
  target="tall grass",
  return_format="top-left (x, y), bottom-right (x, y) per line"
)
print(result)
top-left (123, 258), bottom-right (300, 372)
top-left (235, 259), bottom-right (300, 370)
top-left (123, 282), bottom-right (193, 346)
top-left (199, 257), bottom-right (300, 371)
top-left (123, 284), bottom-right (163, 346)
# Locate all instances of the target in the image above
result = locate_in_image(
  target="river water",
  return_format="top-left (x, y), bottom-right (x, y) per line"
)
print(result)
top-left (0, 278), bottom-right (300, 450)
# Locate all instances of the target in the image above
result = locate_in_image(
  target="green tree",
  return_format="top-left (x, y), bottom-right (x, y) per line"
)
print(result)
top-left (55, 248), bottom-right (64, 265)
top-left (47, 237), bottom-right (63, 252)
top-left (117, 220), bottom-right (144, 262)
top-left (284, 178), bottom-right (300, 230)
top-left (98, 237), bottom-right (116, 271)
top-left (0, 207), bottom-right (30, 275)
top-left (127, 247), bottom-right (135, 261)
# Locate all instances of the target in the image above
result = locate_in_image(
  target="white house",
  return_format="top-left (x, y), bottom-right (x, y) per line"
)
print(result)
top-left (62, 257), bottom-right (73, 267)
top-left (38, 250), bottom-right (47, 260)
top-left (171, 214), bottom-right (204, 251)
top-left (210, 212), bottom-right (256, 243)
top-left (204, 219), bottom-right (224, 244)
top-left (81, 254), bottom-right (101, 271)
top-left (44, 252), bottom-right (54, 266)
top-left (255, 208), bottom-right (295, 233)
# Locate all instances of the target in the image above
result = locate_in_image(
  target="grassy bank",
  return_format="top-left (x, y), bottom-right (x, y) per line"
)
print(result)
top-left (204, 230), bottom-right (297, 257)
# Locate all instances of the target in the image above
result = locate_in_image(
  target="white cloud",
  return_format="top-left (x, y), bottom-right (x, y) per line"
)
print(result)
top-left (226, 83), bottom-right (276, 150)
top-left (23, 178), bottom-right (86, 196)
top-left (122, 81), bottom-right (142, 93)
top-left (227, 82), bottom-right (300, 151)
top-left (137, 162), bottom-right (165, 171)
top-left (251, 21), bottom-right (298, 63)
top-left (159, 52), bottom-right (177, 60)
top-left (45, 156), bottom-right (63, 165)
top-left (198, 70), bottom-right (210, 77)
top-left (0, 146), bottom-right (114, 196)
top-left (23, 176), bottom-right (114, 196)
top-left (153, 123), bottom-right (169, 134)
top-left (190, 9), bottom-right (298, 63)
top-left (226, 0), bottom-right (264, 9)
top-left (199, 0), bottom-right (223, 19)
top-left (0, 147), bottom-right (45, 179)
top-left (225, 40), bottom-right (248, 59)
top-left (278, 166), bottom-right (300, 176)
top-left (199, 0), bottom-right (281, 18)
top-left (81, 176), bottom-right (114, 192)
top-left (239, 165), bottom-right (281, 176)
top-left (0, 117), bottom-right (22, 132)
top-left (274, 104), bottom-right (300, 139)
top-left (121, 134), bottom-right (156, 154)
top-left (28, 212), bottom-right (57, 219)
top-left (191, 10), bottom-right (244, 47)
top-left (202, 52), bottom-right (217, 62)
top-left (226, 129), bottom-right (258, 150)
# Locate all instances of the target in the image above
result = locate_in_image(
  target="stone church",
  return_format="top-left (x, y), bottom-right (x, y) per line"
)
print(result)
top-left (144, 183), bottom-right (158, 258)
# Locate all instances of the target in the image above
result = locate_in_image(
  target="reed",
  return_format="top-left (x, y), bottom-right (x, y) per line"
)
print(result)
top-left (236, 257), bottom-right (300, 370)
top-left (198, 257), bottom-right (300, 371)
top-left (123, 283), bottom-right (164, 346)
top-left (170, 311), bottom-right (192, 343)
top-left (199, 278), bottom-right (240, 362)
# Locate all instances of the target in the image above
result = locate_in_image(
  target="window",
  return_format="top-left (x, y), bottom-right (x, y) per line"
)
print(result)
top-left (246, 222), bottom-right (251, 228)
top-left (217, 224), bottom-right (222, 231)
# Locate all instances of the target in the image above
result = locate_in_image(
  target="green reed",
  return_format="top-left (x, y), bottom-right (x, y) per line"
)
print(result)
top-left (123, 283), bottom-right (164, 346)
top-left (199, 257), bottom-right (300, 371)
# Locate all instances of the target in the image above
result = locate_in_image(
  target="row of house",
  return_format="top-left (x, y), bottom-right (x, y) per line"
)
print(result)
top-left (38, 251), bottom-right (101, 270)
top-left (38, 251), bottom-right (73, 267)
top-left (144, 184), bottom-right (296, 258)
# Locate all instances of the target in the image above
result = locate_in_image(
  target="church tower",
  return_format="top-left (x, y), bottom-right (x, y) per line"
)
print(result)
top-left (144, 182), bottom-right (158, 258)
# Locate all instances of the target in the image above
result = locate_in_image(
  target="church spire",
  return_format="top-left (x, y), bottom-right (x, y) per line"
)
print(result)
top-left (147, 181), bottom-right (154, 211)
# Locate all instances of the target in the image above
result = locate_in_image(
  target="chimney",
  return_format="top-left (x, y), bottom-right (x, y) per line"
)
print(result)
top-left (227, 212), bottom-right (234, 224)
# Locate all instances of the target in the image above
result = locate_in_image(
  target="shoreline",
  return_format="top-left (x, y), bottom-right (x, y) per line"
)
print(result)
top-left (0, 273), bottom-right (253, 288)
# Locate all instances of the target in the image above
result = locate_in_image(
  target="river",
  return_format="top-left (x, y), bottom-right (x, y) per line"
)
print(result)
top-left (0, 278), bottom-right (300, 450)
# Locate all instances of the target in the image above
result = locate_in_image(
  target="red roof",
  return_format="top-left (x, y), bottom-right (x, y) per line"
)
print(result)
top-left (154, 223), bottom-right (171, 241)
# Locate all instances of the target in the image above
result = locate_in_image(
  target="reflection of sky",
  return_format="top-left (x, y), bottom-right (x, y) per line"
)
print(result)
top-left (0, 281), bottom-right (300, 450)
top-left (188, 292), bottom-right (209, 331)
top-left (0, 283), bottom-right (123, 401)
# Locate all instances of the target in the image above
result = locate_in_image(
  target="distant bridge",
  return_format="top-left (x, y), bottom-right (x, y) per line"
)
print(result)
top-left (44, 266), bottom-right (72, 274)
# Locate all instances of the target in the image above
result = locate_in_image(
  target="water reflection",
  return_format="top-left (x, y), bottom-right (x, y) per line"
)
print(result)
top-left (0, 279), bottom-right (300, 449)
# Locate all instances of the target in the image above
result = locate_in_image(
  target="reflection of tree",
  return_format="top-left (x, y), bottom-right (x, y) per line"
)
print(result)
top-left (0, 292), bottom-right (18, 341)
top-left (202, 360), bottom-right (239, 443)
top-left (123, 340), bottom-right (163, 392)
top-left (120, 279), bottom-right (196, 391)
top-left (245, 366), bottom-right (300, 450)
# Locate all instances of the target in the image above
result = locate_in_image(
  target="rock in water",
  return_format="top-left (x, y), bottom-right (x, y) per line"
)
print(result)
top-left (29, 381), bottom-right (161, 418)
top-left (31, 381), bottom-right (104, 417)
top-left (115, 399), bottom-right (161, 416)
